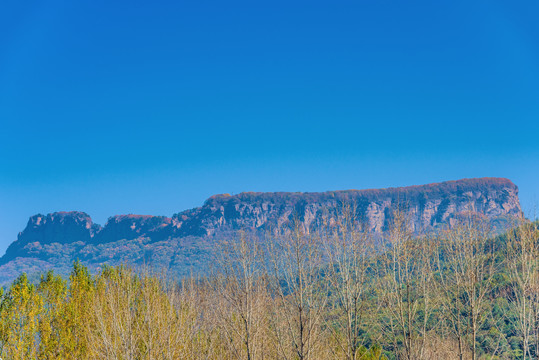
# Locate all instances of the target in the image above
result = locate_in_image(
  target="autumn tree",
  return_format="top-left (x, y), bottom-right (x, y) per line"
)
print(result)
top-left (37, 270), bottom-right (69, 359)
top-left (0, 273), bottom-right (43, 360)
top-left (64, 260), bottom-right (95, 359)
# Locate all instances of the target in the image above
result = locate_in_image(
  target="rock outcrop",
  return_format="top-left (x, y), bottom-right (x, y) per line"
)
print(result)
top-left (2, 212), bottom-right (100, 262)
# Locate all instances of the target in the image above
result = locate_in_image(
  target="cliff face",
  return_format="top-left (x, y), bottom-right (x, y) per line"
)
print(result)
top-left (171, 177), bottom-right (521, 236)
top-left (96, 215), bottom-right (173, 243)
top-left (0, 178), bottom-right (523, 284)
top-left (4, 212), bottom-right (100, 259)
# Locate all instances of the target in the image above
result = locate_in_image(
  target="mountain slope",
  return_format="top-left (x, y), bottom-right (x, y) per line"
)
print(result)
top-left (0, 178), bottom-right (522, 284)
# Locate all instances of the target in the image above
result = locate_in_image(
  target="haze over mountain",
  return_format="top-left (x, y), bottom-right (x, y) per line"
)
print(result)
top-left (0, 177), bottom-right (522, 284)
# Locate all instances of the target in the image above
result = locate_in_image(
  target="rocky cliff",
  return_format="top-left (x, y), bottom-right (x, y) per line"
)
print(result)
top-left (170, 177), bottom-right (521, 236)
top-left (0, 178), bottom-right (523, 284)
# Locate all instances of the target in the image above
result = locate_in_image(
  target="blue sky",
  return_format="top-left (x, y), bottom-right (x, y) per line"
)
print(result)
top-left (1, 0), bottom-right (538, 255)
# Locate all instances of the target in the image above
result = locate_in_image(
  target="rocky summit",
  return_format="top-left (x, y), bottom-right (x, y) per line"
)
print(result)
top-left (0, 178), bottom-right (522, 284)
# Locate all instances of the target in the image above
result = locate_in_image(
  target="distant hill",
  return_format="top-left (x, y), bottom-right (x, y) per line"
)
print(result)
top-left (0, 177), bottom-right (522, 284)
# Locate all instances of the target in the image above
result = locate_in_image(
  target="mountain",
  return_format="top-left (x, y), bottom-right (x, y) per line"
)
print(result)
top-left (0, 177), bottom-right (522, 284)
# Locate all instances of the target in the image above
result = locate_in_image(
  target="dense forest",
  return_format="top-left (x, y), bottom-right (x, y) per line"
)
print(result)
top-left (1, 207), bottom-right (538, 360)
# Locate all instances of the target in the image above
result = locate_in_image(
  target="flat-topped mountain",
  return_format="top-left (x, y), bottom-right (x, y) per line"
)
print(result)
top-left (171, 177), bottom-right (521, 235)
top-left (0, 178), bottom-right (522, 284)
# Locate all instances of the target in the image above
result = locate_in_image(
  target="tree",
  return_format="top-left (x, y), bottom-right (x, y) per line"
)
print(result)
top-left (0, 273), bottom-right (43, 360)
top-left (506, 220), bottom-right (539, 359)
top-left (210, 231), bottom-right (268, 360)
top-left (37, 270), bottom-right (68, 359)
top-left (436, 214), bottom-right (498, 360)
top-left (66, 260), bottom-right (96, 359)
top-left (322, 203), bottom-right (377, 359)
top-left (266, 221), bottom-right (329, 360)
top-left (378, 210), bottom-right (438, 360)
top-left (89, 265), bottom-right (142, 360)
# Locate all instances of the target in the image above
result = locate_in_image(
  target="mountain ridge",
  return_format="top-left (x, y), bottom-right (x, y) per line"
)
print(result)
top-left (0, 177), bottom-right (523, 284)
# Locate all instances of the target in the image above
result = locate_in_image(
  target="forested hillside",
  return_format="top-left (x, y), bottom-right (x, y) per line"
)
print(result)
top-left (1, 209), bottom-right (537, 360)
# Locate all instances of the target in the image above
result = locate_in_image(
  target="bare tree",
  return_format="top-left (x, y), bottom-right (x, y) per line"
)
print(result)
top-left (89, 266), bottom-right (141, 360)
top-left (378, 210), bottom-right (438, 360)
top-left (266, 221), bottom-right (329, 360)
top-left (322, 203), bottom-right (377, 359)
top-left (210, 231), bottom-right (268, 360)
top-left (506, 219), bottom-right (539, 359)
top-left (138, 270), bottom-right (201, 360)
top-left (178, 275), bottom-right (226, 360)
top-left (436, 213), bottom-right (498, 360)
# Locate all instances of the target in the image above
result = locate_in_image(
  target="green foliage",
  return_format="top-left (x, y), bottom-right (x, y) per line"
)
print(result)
top-left (0, 221), bottom-right (538, 359)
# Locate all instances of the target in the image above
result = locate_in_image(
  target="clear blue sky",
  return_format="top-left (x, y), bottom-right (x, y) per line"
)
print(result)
top-left (1, 0), bottom-right (538, 255)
